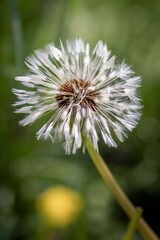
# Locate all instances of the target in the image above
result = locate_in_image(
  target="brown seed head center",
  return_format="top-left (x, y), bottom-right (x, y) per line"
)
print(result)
top-left (56, 79), bottom-right (99, 110)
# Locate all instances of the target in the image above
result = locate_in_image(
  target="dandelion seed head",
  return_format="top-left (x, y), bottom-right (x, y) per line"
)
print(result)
top-left (13, 38), bottom-right (142, 154)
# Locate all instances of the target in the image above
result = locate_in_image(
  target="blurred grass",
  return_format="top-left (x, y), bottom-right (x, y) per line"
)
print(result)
top-left (0, 0), bottom-right (160, 239)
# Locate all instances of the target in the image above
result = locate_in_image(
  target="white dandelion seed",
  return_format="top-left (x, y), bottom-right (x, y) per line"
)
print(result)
top-left (12, 38), bottom-right (142, 154)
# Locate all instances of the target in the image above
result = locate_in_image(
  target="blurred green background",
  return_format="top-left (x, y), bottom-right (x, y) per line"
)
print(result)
top-left (0, 0), bottom-right (160, 239)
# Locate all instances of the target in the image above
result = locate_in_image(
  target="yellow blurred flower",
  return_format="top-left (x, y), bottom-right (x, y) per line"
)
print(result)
top-left (36, 186), bottom-right (83, 227)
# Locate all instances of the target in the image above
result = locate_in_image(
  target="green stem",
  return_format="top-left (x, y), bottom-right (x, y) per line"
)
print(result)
top-left (123, 207), bottom-right (143, 240)
top-left (9, 0), bottom-right (24, 73)
top-left (85, 138), bottom-right (159, 240)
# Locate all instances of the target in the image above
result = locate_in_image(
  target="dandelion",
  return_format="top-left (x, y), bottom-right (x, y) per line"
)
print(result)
top-left (36, 186), bottom-right (83, 227)
top-left (13, 40), bottom-right (158, 240)
top-left (13, 38), bottom-right (142, 154)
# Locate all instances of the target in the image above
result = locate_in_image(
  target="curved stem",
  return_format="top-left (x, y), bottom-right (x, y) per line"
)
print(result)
top-left (85, 138), bottom-right (159, 240)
